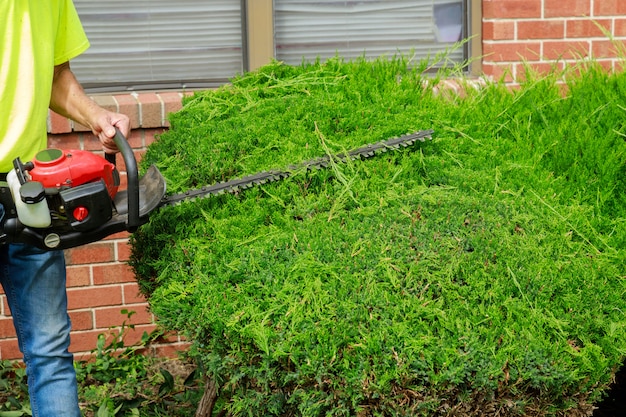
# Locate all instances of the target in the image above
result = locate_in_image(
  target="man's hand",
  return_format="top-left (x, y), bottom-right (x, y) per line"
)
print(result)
top-left (90, 110), bottom-right (130, 154)
top-left (50, 62), bottom-right (130, 154)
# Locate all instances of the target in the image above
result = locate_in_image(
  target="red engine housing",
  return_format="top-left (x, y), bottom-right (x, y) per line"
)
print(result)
top-left (28, 149), bottom-right (120, 198)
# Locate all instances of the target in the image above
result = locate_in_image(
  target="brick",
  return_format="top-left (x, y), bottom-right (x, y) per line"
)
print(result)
top-left (155, 330), bottom-right (183, 344)
top-left (612, 59), bottom-right (626, 73)
top-left (566, 19), bottom-right (611, 38)
top-left (48, 110), bottom-right (72, 134)
top-left (133, 149), bottom-right (145, 165)
top-left (67, 285), bottom-right (123, 310)
top-left (132, 151), bottom-right (144, 166)
top-left (92, 95), bottom-right (118, 112)
top-left (69, 329), bottom-right (103, 354)
top-left (544, 0), bottom-right (590, 18)
top-left (106, 148), bottom-right (144, 174)
top-left (69, 310), bottom-right (94, 331)
top-left (0, 339), bottom-right (21, 360)
top-left (615, 19), bottom-right (626, 37)
top-left (66, 265), bottom-right (91, 287)
top-left (94, 305), bottom-right (153, 329)
top-left (137, 93), bottom-right (163, 128)
top-left (1, 296), bottom-right (8, 315)
top-left (47, 132), bottom-right (81, 149)
top-left (119, 323), bottom-right (158, 346)
top-left (593, 0), bottom-right (626, 16)
top-left (542, 40), bottom-right (590, 60)
top-left (144, 128), bottom-right (166, 146)
top-left (92, 263), bottom-right (136, 285)
top-left (483, 21), bottom-right (515, 41)
top-left (517, 20), bottom-right (565, 40)
top-left (113, 94), bottom-right (140, 129)
top-left (76, 324), bottom-right (157, 356)
top-left (123, 283), bottom-right (148, 304)
top-left (117, 241), bottom-right (132, 262)
top-left (592, 40), bottom-right (624, 59)
top-left (516, 61), bottom-right (564, 80)
top-left (149, 342), bottom-right (191, 359)
top-left (102, 231), bottom-right (131, 242)
top-left (158, 92), bottom-right (184, 127)
top-left (483, 0), bottom-right (542, 19)
top-left (483, 41), bottom-right (542, 62)
top-left (133, 149), bottom-right (146, 165)
top-left (82, 132), bottom-right (103, 151)
top-left (127, 129), bottom-right (144, 149)
top-left (439, 79), bottom-right (462, 97)
top-left (72, 326), bottom-right (155, 357)
top-left (0, 318), bottom-right (15, 338)
top-left (596, 59), bottom-right (616, 72)
top-left (65, 242), bottom-right (115, 265)
top-left (481, 63), bottom-right (515, 83)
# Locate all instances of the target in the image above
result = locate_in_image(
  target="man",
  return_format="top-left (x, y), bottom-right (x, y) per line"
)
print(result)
top-left (1, 1), bottom-right (130, 415)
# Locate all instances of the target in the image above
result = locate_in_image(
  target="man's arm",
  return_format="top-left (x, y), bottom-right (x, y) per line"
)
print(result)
top-left (50, 62), bottom-right (130, 153)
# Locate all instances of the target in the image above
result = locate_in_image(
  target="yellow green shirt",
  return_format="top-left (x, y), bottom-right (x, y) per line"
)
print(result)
top-left (0, 0), bottom-right (90, 172)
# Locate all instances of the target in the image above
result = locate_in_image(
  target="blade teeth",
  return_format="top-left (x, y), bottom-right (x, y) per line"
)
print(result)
top-left (161, 129), bottom-right (433, 207)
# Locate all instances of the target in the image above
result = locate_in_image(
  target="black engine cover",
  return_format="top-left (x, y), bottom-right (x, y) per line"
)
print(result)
top-left (60, 180), bottom-right (113, 232)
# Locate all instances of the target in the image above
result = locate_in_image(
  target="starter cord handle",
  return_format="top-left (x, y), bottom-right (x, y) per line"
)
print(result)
top-left (110, 129), bottom-right (140, 231)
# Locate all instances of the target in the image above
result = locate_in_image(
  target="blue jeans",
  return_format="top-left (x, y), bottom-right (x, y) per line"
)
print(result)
top-left (0, 205), bottom-right (81, 417)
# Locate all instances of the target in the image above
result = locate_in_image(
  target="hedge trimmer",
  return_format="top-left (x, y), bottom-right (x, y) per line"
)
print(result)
top-left (0, 129), bottom-right (433, 250)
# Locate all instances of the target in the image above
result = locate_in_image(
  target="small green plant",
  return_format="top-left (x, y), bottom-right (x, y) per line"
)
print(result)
top-left (76, 310), bottom-right (203, 417)
top-left (1, 307), bottom-right (201, 417)
top-left (0, 360), bottom-right (30, 416)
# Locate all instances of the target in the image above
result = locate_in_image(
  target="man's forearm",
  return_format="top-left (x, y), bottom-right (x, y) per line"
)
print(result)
top-left (49, 62), bottom-right (105, 130)
top-left (49, 62), bottom-right (130, 153)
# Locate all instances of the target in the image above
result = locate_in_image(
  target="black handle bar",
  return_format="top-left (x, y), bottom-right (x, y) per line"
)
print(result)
top-left (106, 129), bottom-right (140, 231)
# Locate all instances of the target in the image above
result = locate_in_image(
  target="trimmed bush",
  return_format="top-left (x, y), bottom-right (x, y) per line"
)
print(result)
top-left (131, 56), bottom-right (626, 416)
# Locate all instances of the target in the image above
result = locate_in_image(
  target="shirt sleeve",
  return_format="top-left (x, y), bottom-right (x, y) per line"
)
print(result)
top-left (54, 0), bottom-right (90, 65)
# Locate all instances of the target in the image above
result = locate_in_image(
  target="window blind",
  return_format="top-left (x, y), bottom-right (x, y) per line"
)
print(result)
top-left (71, 0), bottom-right (244, 91)
top-left (274, 0), bottom-right (466, 66)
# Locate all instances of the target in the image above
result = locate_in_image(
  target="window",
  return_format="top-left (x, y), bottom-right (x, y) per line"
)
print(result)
top-left (71, 0), bottom-right (244, 92)
top-left (274, 0), bottom-right (467, 66)
top-left (71, 0), bottom-right (475, 92)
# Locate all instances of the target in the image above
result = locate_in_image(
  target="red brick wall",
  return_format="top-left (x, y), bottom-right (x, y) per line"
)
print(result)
top-left (3, 1), bottom-right (626, 360)
top-left (483, 0), bottom-right (626, 83)
top-left (0, 93), bottom-right (190, 360)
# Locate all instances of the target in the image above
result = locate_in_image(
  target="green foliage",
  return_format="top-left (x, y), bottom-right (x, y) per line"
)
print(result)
top-left (131, 56), bottom-right (626, 415)
top-left (0, 311), bottom-right (202, 417)
top-left (75, 310), bottom-right (203, 417)
top-left (0, 361), bottom-right (30, 416)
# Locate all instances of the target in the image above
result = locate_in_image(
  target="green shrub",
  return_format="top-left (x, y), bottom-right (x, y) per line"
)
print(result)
top-left (130, 56), bottom-right (626, 416)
